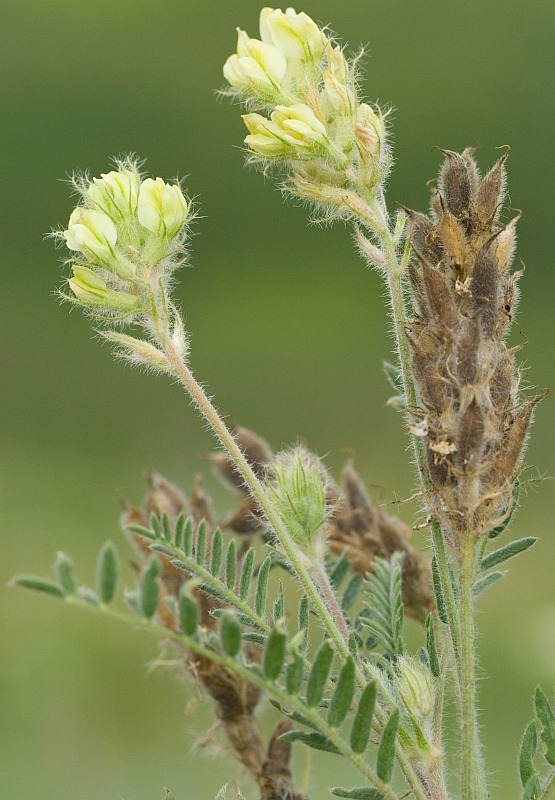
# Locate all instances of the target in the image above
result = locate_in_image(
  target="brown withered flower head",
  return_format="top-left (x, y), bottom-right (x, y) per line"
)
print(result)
top-left (405, 148), bottom-right (542, 541)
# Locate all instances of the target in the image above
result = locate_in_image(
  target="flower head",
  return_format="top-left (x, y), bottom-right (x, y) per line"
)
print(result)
top-left (224, 10), bottom-right (389, 205)
top-left (266, 446), bottom-right (329, 559)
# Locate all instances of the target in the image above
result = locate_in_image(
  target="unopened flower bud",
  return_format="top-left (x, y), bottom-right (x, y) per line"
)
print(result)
top-left (356, 103), bottom-right (385, 157)
top-left (68, 266), bottom-right (140, 313)
top-left (260, 7), bottom-right (326, 62)
top-left (137, 178), bottom-right (188, 239)
top-left (326, 43), bottom-right (349, 83)
top-left (267, 446), bottom-right (328, 558)
top-left (395, 656), bottom-right (434, 723)
top-left (322, 71), bottom-right (355, 116)
top-left (224, 29), bottom-right (287, 99)
top-left (86, 169), bottom-right (140, 221)
top-left (64, 208), bottom-right (118, 264)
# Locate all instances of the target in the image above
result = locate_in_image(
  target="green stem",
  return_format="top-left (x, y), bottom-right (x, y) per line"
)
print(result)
top-left (460, 535), bottom-right (486, 800)
top-left (161, 338), bottom-right (351, 659)
top-left (68, 596), bottom-right (399, 800)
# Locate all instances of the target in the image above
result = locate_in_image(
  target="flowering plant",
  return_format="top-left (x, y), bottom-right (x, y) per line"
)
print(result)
top-left (12, 8), bottom-right (553, 800)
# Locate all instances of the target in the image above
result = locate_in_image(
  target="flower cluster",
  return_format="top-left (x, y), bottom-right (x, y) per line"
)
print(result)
top-left (266, 445), bottom-right (330, 561)
top-left (59, 159), bottom-right (190, 317)
top-left (223, 7), bottom-right (389, 207)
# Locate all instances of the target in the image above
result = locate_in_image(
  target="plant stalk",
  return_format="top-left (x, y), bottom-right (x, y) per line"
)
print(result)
top-left (161, 337), bottom-right (351, 657)
top-left (460, 534), bottom-right (486, 800)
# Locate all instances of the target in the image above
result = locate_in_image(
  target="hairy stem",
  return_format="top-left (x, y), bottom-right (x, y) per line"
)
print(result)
top-left (460, 534), bottom-right (486, 800)
top-left (161, 337), bottom-right (351, 658)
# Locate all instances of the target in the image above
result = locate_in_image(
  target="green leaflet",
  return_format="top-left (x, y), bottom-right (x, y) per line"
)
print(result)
top-left (150, 514), bottom-right (162, 538)
top-left (481, 537), bottom-right (537, 571)
top-left (161, 512), bottom-right (172, 541)
top-left (210, 528), bottom-right (223, 577)
top-left (279, 729), bottom-right (340, 754)
top-left (255, 556), bottom-right (271, 617)
top-left (520, 721), bottom-right (539, 789)
top-left (383, 361), bottom-right (405, 411)
top-left (220, 613), bottom-right (242, 658)
top-left (273, 580), bottom-right (285, 621)
top-left (306, 640), bottom-right (334, 707)
top-left (286, 652), bottom-right (304, 696)
top-left (239, 548), bottom-right (255, 601)
top-left (350, 681), bottom-right (377, 754)
top-left (179, 590), bottom-right (199, 637)
top-left (196, 519), bottom-right (207, 565)
top-left (383, 360), bottom-right (404, 393)
top-left (473, 571), bottom-right (503, 596)
top-left (225, 539), bottom-right (237, 589)
top-left (328, 657), bottom-right (356, 728)
top-left (264, 626), bottom-right (287, 680)
top-left (97, 541), bottom-right (119, 605)
top-left (431, 556), bottom-right (448, 625)
top-left (361, 554), bottom-right (404, 657)
top-left (165, 790), bottom-right (177, 800)
top-left (535, 687), bottom-right (555, 766)
top-left (425, 614), bottom-right (440, 678)
top-left (140, 556), bottom-right (161, 619)
top-left (55, 553), bottom-right (76, 595)
top-left (183, 517), bottom-right (193, 557)
top-left (376, 708), bottom-right (399, 783)
top-left (331, 789), bottom-right (384, 799)
top-left (174, 512), bottom-right (185, 550)
top-left (11, 575), bottom-right (65, 598)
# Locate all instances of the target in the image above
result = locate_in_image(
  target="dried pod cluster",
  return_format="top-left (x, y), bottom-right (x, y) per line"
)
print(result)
top-left (406, 148), bottom-right (540, 539)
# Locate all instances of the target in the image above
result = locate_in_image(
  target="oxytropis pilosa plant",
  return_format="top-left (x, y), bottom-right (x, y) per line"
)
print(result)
top-left (13, 8), bottom-right (553, 800)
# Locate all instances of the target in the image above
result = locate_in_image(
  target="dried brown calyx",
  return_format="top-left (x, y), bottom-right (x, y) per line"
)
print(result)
top-left (213, 428), bottom-right (434, 620)
top-left (327, 461), bottom-right (435, 621)
top-left (121, 471), bottom-right (304, 800)
top-left (405, 148), bottom-right (542, 540)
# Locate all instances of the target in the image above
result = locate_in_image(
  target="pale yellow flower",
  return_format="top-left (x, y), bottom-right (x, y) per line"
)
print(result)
top-left (68, 266), bottom-right (139, 312)
top-left (223, 28), bottom-right (287, 97)
top-left (259, 7), bottom-right (326, 61)
top-left (137, 177), bottom-right (188, 238)
top-left (86, 169), bottom-right (140, 221)
top-left (243, 103), bottom-right (328, 158)
top-left (64, 208), bottom-right (117, 263)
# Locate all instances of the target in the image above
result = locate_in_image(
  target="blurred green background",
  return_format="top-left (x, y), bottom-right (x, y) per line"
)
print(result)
top-left (2, 1), bottom-right (554, 797)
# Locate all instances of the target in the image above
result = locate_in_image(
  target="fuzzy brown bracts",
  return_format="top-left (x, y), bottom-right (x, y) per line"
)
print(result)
top-left (405, 148), bottom-right (542, 540)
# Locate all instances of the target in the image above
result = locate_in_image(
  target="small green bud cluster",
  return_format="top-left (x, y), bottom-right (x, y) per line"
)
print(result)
top-left (394, 656), bottom-right (440, 764)
top-left (223, 8), bottom-right (388, 207)
top-left (59, 158), bottom-right (190, 319)
top-left (266, 445), bottom-right (329, 561)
